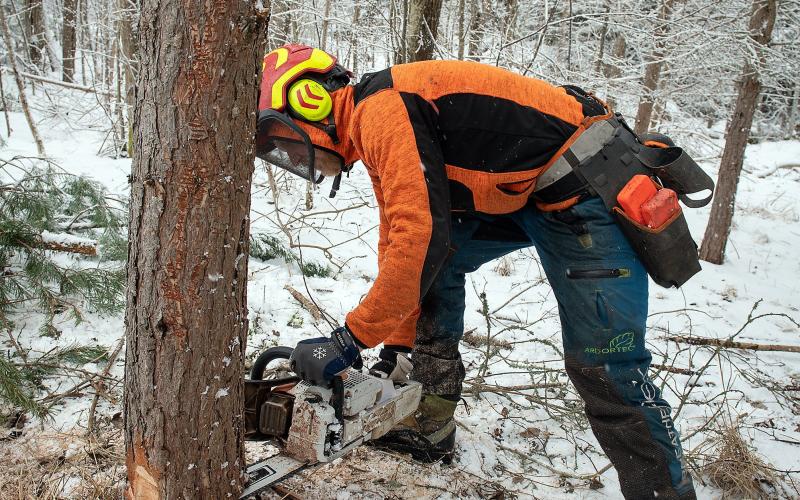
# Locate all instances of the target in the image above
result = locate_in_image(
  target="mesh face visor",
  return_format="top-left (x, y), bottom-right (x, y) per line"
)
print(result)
top-left (256, 110), bottom-right (343, 184)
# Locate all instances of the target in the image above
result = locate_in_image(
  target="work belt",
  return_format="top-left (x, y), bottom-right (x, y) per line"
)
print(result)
top-left (533, 114), bottom-right (716, 289)
top-left (533, 114), bottom-right (714, 211)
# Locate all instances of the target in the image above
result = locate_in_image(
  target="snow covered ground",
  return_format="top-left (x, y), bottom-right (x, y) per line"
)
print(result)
top-left (1, 87), bottom-right (799, 499)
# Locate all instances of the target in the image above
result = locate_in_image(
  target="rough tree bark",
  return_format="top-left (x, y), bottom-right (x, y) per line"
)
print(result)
top-left (634, 0), bottom-right (676, 136)
top-left (699, 0), bottom-right (777, 264)
top-left (124, 1), bottom-right (268, 498)
top-left (405, 0), bottom-right (444, 61)
top-left (62, 0), bottom-right (77, 82)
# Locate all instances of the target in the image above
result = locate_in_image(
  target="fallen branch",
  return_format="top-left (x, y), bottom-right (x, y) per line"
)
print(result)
top-left (651, 363), bottom-right (698, 376)
top-left (463, 381), bottom-right (563, 395)
top-left (667, 335), bottom-right (800, 353)
top-left (284, 284), bottom-right (322, 322)
top-left (0, 66), bottom-right (115, 96)
top-left (87, 337), bottom-right (125, 435)
top-left (463, 331), bottom-right (512, 350)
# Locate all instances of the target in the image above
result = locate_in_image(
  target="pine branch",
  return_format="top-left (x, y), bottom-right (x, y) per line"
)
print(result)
top-left (0, 356), bottom-right (47, 418)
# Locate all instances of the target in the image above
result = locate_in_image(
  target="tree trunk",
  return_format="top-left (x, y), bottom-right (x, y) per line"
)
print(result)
top-left (634, 0), bottom-right (676, 136)
top-left (62, 0), bottom-right (77, 82)
top-left (455, 0), bottom-right (466, 60)
top-left (501, 0), bottom-right (518, 45)
top-left (594, 1), bottom-right (611, 76)
top-left (350, 5), bottom-right (360, 74)
top-left (397, 0), bottom-right (409, 64)
top-left (40, 0), bottom-right (61, 73)
top-left (405, 0), bottom-right (444, 62)
top-left (466, 0), bottom-right (482, 61)
top-left (124, 1), bottom-right (268, 498)
top-left (25, 0), bottom-right (45, 71)
top-left (785, 81), bottom-right (799, 139)
top-left (319, 0), bottom-right (332, 50)
top-left (0, 6), bottom-right (45, 156)
top-left (118, 0), bottom-right (138, 156)
top-left (699, 0), bottom-right (777, 265)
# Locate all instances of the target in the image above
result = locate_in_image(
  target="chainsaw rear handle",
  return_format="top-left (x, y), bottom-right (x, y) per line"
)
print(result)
top-left (250, 345), bottom-right (346, 423)
top-left (250, 346), bottom-right (294, 380)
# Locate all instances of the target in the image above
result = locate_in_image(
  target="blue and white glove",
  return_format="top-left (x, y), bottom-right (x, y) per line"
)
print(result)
top-left (289, 326), bottom-right (362, 386)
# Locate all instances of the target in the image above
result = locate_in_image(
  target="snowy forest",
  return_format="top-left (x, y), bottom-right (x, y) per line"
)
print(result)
top-left (1, 0), bottom-right (799, 498)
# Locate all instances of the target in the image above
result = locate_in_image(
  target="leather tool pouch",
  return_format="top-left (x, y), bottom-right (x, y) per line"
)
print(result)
top-left (570, 115), bottom-right (715, 288)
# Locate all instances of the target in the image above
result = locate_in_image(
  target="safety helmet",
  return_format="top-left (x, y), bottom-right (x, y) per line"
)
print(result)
top-left (255, 44), bottom-right (353, 192)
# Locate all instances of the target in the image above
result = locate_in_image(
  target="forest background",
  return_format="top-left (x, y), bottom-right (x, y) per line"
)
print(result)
top-left (1, 0), bottom-right (799, 498)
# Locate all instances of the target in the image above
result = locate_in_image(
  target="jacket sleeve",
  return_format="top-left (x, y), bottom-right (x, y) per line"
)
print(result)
top-left (366, 170), bottom-right (390, 267)
top-left (345, 90), bottom-right (451, 348)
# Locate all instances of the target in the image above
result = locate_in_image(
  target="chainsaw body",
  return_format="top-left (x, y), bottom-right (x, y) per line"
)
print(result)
top-left (241, 346), bottom-right (421, 497)
top-left (281, 371), bottom-right (420, 462)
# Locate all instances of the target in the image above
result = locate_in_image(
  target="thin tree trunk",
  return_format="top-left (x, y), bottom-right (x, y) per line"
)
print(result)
top-left (567, 0), bottom-right (573, 72)
top-left (78, 0), bottom-right (86, 85)
top-left (785, 81), bottom-right (798, 139)
top-left (398, 0), bottom-right (409, 64)
top-left (456, 0), bottom-right (466, 60)
top-left (603, 30), bottom-right (626, 109)
top-left (466, 0), bottom-right (482, 61)
top-left (0, 7), bottom-right (45, 156)
top-left (319, 0), bottom-right (332, 50)
top-left (62, 0), bottom-right (77, 82)
top-left (503, 0), bottom-right (518, 42)
top-left (267, 0), bottom-right (286, 50)
top-left (25, 0), bottom-right (45, 70)
top-left (699, 0), bottom-right (777, 264)
top-left (124, 1), bottom-right (268, 498)
top-left (634, 0), bottom-right (676, 136)
top-left (40, 1), bottom-right (61, 73)
top-left (0, 69), bottom-right (11, 141)
top-left (405, 0), bottom-right (443, 62)
top-left (594, 1), bottom-right (611, 75)
top-left (350, 5), bottom-right (360, 75)
top-left (118, 0), bottom-right (138, 155)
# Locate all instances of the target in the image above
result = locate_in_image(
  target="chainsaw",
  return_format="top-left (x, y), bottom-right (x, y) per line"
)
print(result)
top-left (240, 346), bottom-right (422, 499)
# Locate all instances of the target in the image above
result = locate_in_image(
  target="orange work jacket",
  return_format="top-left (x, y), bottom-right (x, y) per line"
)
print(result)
top-left (339, 60), bottom-right (610, 349)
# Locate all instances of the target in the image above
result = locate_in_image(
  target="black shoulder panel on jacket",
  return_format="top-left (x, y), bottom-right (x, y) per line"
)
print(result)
top-left (354, 69), bottom-right (394, 107)
top-left (562, 85), bottom-right (607, 117)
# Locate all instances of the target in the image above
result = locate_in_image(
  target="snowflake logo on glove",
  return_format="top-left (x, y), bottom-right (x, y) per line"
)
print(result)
top-left (313, 347), bottom-right (327, 360)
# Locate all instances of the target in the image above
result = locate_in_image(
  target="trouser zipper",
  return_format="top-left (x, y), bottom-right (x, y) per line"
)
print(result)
top-left (566, 268), bottom-right (630, 279)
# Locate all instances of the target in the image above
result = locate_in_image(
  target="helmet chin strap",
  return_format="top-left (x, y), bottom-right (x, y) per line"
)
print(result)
top-left (328, 165), bottom-right (351, 198)
top-left (328, 173), bottom-right (343, 198)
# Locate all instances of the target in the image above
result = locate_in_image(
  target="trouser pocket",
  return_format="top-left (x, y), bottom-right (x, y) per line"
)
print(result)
top-left (612, 207), bottom-right (700, 288)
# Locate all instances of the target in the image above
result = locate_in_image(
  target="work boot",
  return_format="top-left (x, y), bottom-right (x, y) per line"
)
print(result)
top-left (371, 394), bottom-right (457, 464)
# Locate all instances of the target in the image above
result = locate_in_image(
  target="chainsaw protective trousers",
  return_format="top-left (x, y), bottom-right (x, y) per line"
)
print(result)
top-left (410, 196), bottom-right (695, 499)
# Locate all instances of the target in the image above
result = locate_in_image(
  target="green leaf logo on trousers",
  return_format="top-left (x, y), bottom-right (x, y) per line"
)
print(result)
top-left (585, 331), bottom-right (635, 355)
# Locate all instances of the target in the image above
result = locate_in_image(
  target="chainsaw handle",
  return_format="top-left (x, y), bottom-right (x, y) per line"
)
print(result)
top-left (250, 346), bottom-right (294, 381)
top-left (330, 375), bottom-right (345, 422)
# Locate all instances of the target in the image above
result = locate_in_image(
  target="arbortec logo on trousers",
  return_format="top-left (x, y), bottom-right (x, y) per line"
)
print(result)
top-left (584, 331), bottom-right (635, 354)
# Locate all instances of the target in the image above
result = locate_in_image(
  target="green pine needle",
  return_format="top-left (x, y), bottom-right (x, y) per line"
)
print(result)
top-left (0, 356), bottom-right (49, 419)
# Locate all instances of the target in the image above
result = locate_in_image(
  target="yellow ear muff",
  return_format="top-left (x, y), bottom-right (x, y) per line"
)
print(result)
top-left (287, 79), bottom-right (333, 122)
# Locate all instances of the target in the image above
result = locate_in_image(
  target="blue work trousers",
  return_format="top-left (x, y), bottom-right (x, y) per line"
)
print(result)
top-left (410, 196), bottom-right (695, 499)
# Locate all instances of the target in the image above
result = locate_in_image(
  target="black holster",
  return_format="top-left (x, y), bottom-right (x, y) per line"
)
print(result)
top-left (570, 115), bottom-right (715, 288)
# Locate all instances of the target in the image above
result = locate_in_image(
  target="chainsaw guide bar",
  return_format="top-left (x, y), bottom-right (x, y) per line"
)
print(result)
top-left (239, 454), bottom-right (308, 499)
